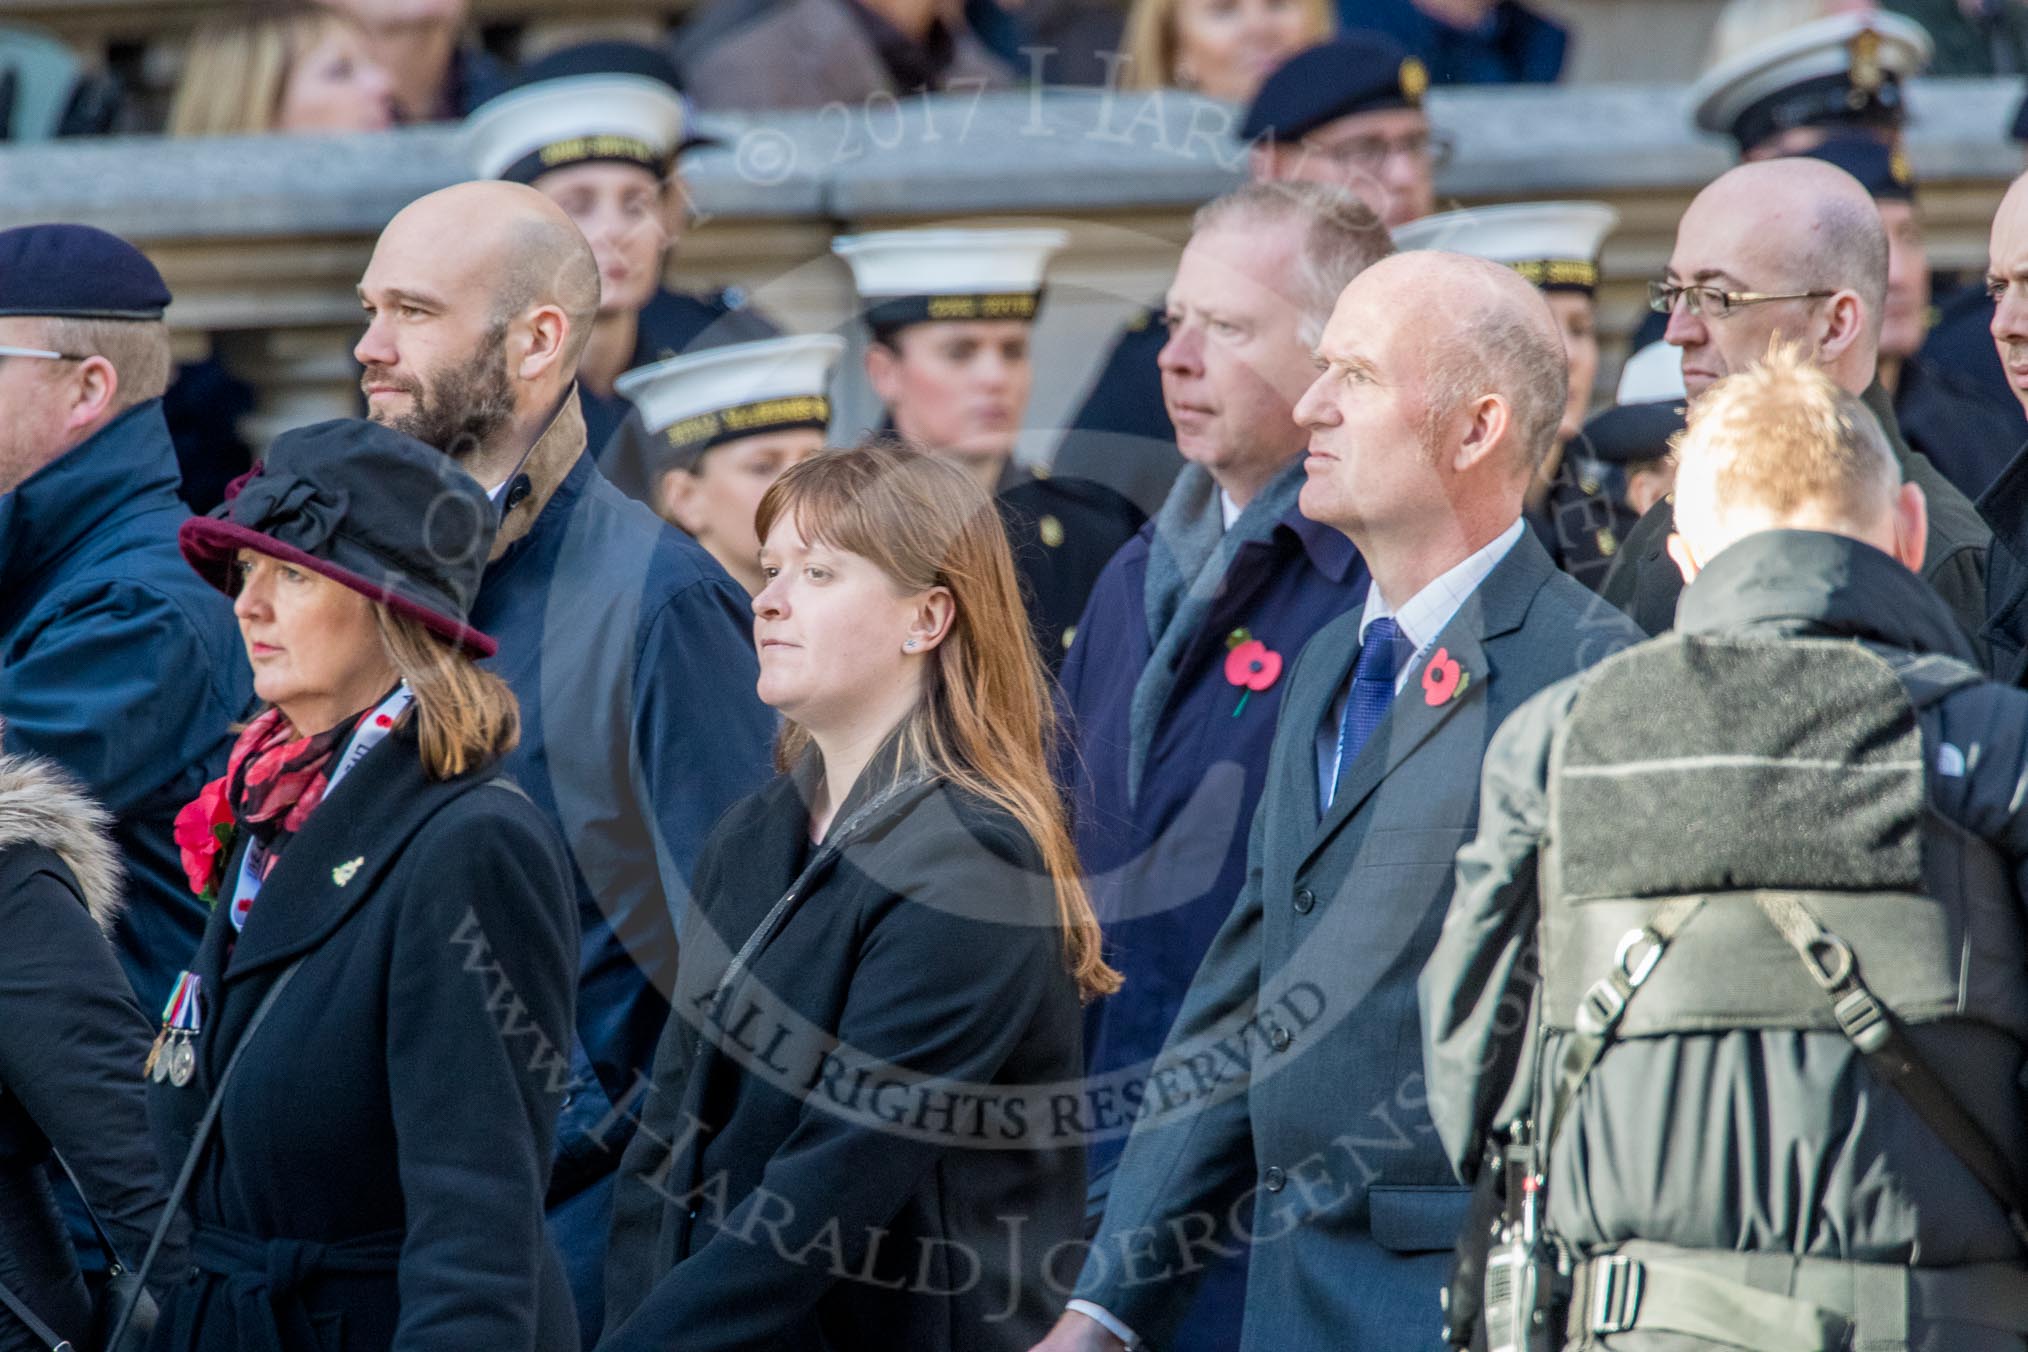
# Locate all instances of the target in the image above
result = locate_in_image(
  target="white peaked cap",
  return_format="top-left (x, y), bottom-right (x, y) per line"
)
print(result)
top-left (1390, 201), bottom-right (1620, 286)
top-left (1616, 340), bottom-right (1688, 405)
top-left (830, 228), bottom-right (1069, 298)
top-left (1690, 11), bottom-right (1932, 140)
top-left (617, 334), bottom-right (845, 444)
top-left (465, 74), bottom-right (688, 181)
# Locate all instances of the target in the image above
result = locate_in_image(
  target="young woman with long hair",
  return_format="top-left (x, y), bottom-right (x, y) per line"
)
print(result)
top-left (600, 442), bottom-right (1116, 1352)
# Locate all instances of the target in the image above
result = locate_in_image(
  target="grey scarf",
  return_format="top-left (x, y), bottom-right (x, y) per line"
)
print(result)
top-left (1127, 458), bottom-right (1307, 799)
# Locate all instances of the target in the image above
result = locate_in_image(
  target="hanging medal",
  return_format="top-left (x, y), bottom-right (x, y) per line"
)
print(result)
top-left (151, 970), bottom-right (203, 1088)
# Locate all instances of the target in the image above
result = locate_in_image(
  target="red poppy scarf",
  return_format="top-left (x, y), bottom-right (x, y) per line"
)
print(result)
top-left (224, 707), bottom-right (357, 855)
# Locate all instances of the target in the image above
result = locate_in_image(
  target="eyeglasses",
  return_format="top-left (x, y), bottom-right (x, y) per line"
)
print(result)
top-left (0, 345), bottom-right (88, 363)
top-left (1304, 130), bottom-right (1455, 173)
top-left (1647, 282), bottom-right (1835, 320)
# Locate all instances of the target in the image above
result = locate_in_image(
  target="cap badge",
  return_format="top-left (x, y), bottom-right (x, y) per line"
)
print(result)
top-left (1849, 29), bottom-right (1883, 94)
top-left (1890, 148), bottom-right (1912, 187)
top-left (1400, 57), bottom-right (1429, 104)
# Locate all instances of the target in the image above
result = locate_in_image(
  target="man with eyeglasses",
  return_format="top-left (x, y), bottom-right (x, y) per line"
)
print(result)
top-left (1053, 32), bottom-right (1441, 514)
top-left (0, 224), bottom-right (253, 1013)
top-left (1598, 157), bottom-right (1991, 650)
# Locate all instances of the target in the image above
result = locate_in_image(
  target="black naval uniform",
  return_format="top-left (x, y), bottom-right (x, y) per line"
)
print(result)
top-left (1531, 401), bottom-right (1685, 594)
top-left (998, 462), bottom-right (1145, 673)
top-left (1051, 309), bottom-right (1182, 519)
top-left (588, 287), bottom-right (780, 503)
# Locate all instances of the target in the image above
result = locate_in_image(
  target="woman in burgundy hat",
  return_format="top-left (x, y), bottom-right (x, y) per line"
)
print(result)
top-left (133, 418), bottom-right (579, 1352)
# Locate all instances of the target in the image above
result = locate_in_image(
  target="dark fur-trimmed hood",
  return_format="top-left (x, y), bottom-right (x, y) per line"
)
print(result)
top-left (0, 753), bottom-right (123, 933)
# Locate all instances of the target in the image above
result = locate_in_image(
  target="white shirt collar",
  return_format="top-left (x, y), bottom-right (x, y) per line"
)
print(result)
top-left (1359, 517), bottom-right (1527, 656)
top-left (1219, 489), bottom-right (1242, 531)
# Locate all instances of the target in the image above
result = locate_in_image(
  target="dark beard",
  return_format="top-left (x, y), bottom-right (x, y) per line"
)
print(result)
top-left (367, 331), bottom-right (515, 463)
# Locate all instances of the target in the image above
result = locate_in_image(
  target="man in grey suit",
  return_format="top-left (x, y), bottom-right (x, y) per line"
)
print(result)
top-left (1031, 252), bottom-right (1643, 1352)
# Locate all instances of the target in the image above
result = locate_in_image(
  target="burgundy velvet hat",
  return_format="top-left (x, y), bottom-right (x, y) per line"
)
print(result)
top-left (180, 419), bottom-right (499, 658)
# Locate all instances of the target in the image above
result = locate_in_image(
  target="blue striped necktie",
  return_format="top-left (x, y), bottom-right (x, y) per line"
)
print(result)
top-left (1328, 616), bottom-right (1405, 810)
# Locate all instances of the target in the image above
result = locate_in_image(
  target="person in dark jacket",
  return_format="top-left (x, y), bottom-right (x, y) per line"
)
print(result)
top-left (1346, 0), bottom-right (1567, 84)
top-left (148, 418), bottom-right (578, 1352)
top-left (1423, 349), bottom-right (2028, 1350)
top-left (0, 753), bottom-right (182, 1352)
top-left (834, 227), bottom-right (1145, 671)
top-left (1055, 181), bottom-right (1385, 1352)
top-left (1600, 157), bottom-right (1990, 646)
top-left (600, 443), bottom-right (1113, 1351)
top-left (0, 223), bottom-right (253, 1018)
top-left (464, 42), bottom-right (779, 490)
top-left (354, 180), bottom-right (777, 1343)
top-left (1979, 171), bottom-right (2028, 684)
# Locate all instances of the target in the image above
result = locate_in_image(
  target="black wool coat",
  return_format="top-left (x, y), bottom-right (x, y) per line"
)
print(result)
top-left (599, 759), bottom-right (1087, 1352)
top-left (145, 720), bottom-right (580, 1352)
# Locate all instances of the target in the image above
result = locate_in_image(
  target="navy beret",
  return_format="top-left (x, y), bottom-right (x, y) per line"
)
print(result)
top-left (516, 40), bottom-right (683, 93)
top-left (1577, 400), bottom-right (1685, 467)
top-left (1240, 33), bottom-right (1427, 144)
top-left (1796, 134), bottom-right (1914, 203)
top-left (0, 224), bottom-right (170, 321)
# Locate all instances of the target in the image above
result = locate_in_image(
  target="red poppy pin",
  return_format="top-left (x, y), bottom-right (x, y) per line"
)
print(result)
top-left (172, 776), bottom-right (236, 903)
top-left (1224, 637), bottom-right (1283, 717)
top-left (1421, 647), bottom-right (1469, 707)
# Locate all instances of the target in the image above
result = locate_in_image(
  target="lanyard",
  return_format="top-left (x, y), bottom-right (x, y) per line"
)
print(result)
top-left (226, 684), bottom-right (415, 933)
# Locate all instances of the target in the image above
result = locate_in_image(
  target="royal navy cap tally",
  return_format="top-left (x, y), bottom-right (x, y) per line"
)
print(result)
top-left (0, 223), bottom-right (171, 320)
top-left (617, 334), bottom-right (845, 470)
top-left (1797, 133), bottom-right (1915, 203)
top-left (1238, 33), bottom-right (1427, 143)
top-left (1390, 201), bottom-right (1619, 294)
top-left (832, 228), bottom-right (1067, 331)
top-left (466, 73), bottom-right (691, 185)
top-left (1690, 12), bottom-right (1931, 154)
top-left (1616, 339), bottom-right (1687, 405)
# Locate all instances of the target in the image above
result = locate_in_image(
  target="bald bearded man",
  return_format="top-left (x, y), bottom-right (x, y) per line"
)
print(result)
top-left (1600, 159), bottom-right (1992, 649)
top-left (355, 182), bottom-right (776, 1344)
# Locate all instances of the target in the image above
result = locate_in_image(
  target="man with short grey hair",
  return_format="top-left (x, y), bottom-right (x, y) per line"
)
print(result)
top-left (1035, 249), bottom-right (1640, 1352)
top-left (1052, 180), bottom-right (1388, 1352)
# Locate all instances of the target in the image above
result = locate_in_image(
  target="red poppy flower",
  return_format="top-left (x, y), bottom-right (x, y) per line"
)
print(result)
top-left (173, 776), bottom-right (235, 899)
top-left (1422, 648), bottom-right (1463, 706)
top-left (1224, 639), bottom-right (1283, 716)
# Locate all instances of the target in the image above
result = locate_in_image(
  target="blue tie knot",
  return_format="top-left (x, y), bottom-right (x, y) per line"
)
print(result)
top-left (1355, 616), bottom-right (1405, 685)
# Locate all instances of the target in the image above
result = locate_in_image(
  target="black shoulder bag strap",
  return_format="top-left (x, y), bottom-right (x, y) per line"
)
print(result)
top-left (1752, 891), bottom-right (2028, 1248)
top-left (1543, 894), bottom-right (1706, 1153)
top-left (100, 957), bottom-right (308, 1351)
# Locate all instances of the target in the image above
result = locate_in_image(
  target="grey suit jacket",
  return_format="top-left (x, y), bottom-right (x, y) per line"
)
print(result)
top-left (1072, 531), bottom-right (1642, 1352)
top-left (679, 0), bottom-right (1014, 112)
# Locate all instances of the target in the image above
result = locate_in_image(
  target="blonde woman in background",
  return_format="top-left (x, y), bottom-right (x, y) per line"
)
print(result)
top-left (1118, 0), bottom-right (1331, 102)
top-left (168, 2), bottom-right (396, 137)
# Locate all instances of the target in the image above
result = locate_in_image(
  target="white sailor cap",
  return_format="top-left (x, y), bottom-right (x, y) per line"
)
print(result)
top-left (1390, 201), bottom-right (1620, 294)
top-left (466, 74), bottom-right (690, 185)
top-left (1615, 339), bottom-right (1687, 405)
top-left (831, 228), bottom-right (1069, 331)
top-left (1690, 11), bottom-right (1932, 155)
top-left (616, 334), bottom-right (844, 469)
